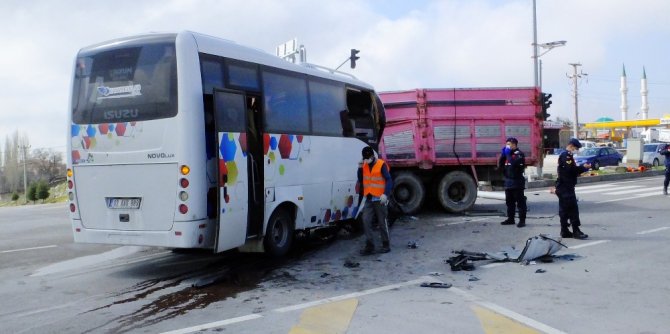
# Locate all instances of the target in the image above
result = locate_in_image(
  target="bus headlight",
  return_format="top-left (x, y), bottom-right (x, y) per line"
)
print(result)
top-left (180, 165), bottom-right (190, 175)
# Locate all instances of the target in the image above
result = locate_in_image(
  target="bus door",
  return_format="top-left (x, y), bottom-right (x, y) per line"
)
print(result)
top-left (213, 89), bottom-right (257, 252)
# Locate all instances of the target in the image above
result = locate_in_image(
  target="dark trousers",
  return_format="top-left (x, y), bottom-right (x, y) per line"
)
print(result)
top-left (557, 187), bottom-right (581, 229)
top-left (504, 188), bottom-right (527, 222)
top-left (664, 168), bottom-right (670, 190)
top-left (362, 200), bottom-right (389, 248)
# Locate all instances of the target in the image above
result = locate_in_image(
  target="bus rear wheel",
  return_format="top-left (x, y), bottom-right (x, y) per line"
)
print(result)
top-left (392, 171), bottom-right (425, 214)
top-left (437, 171), bottom-right (477, 213)
top-left (264, 208), bottom-right (294, 257)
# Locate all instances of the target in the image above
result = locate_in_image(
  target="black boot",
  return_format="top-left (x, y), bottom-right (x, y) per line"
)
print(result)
top-left (572, 226), bottom-right (588, 240)
top-left (360, 242), bottom-right (374, 256)
top-left (500, 219), bottom-right (515, 225)
top-left (516, 219), bottom-right (526, 228)
top-left (664, 188), bottom-right (668, 195)
top-left (380, 241), bottom-right (391, 253)
top-left (560, 227), bottom-right (573, 238)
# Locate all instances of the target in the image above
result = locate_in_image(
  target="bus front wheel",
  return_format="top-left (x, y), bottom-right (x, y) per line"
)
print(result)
top-left (264, 208), bottom-right (294, 257)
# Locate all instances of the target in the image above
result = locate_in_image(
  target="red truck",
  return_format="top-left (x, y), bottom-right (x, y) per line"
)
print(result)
top-left (378, 87), bottom-right (543, 214)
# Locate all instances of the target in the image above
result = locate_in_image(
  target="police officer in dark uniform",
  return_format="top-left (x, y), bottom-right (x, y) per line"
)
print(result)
top-left (660, 143), bottom-right (670, 195)
top-left (498, 137), bottom-right (527, 227)
top-left (555, 138), bottom-right (590, 239)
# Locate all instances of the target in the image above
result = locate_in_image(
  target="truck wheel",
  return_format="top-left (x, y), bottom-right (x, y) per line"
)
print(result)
top-left (653, 158), bottom-right (659, 167)
top-left (264, 207), bottom-right (294, 257)
top-left (392, 171), bottom-right (425, 214)
top-left (437, 171), bottom-right (477, 213)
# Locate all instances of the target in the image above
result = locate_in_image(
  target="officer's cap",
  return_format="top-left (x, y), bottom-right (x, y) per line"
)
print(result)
top-left (568, 138), bottom-right (582, 148)
top-left (361, 146), bottom-right (375, 159)
top-left (506, 137), bottom-right (518, 144)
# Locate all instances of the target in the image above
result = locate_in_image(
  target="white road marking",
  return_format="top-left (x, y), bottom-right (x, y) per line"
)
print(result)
top-left (160, 277), bottom-right (430, 334)
top-left (0, 245), bottom-right (57, 254)
top-left (569, 240), bottom-right (610, 249)
top-left (449, 287), bottom-right (568, 334)
top-left (606, 188), bottom-right (655, 195)
top-left (637, 226), bottom-right (670, 235)
top-left (160, 314), bottom-right (263, 334)
top-left (480, 262), bottom-right (506, 268)
top-left (575, 182), bottom-right (636, 191)
top-left (595, 191), bottom-right (663, 203)
top-left (576, 185), bottom-right (640, 194)
top-left (273, 277), bottom-right (428, 313)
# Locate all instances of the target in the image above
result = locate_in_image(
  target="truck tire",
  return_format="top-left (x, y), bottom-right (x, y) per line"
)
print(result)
top-left (392, 171), bottom-right (425, 214)
top-left (437, 171), bottom-right (477, 213)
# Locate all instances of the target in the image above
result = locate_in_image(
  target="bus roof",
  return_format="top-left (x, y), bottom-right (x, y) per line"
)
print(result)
top-left (78, 31), bottom-right (374, 91)
top-left (188, 31), bottom-right (374, 89)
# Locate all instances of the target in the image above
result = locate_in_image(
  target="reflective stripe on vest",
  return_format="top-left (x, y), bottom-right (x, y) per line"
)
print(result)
top-left (362, 159), bottom-right (387, 197)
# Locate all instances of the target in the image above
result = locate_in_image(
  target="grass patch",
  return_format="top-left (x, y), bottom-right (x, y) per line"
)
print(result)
top-left (0, 182), bottom-right (68, 207)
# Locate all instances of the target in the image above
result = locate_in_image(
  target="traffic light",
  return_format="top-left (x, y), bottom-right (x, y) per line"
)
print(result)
top-left (540, 92), bottom-right (552, 120)
top-left (350, 49), bottom-right (360, 69)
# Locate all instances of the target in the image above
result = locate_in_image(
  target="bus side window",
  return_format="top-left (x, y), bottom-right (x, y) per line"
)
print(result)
top-left (346, 88), bottom-right (376, 142)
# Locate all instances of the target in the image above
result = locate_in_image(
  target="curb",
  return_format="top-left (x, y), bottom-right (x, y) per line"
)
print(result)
top-left (526, 170), bottom-right (666, 189)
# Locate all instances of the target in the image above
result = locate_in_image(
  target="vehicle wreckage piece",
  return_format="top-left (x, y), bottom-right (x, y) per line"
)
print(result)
top-left (446, 234), bottom-right (567, 271)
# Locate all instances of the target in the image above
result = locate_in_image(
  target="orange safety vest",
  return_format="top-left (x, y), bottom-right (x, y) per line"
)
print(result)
top-left (362, 159), bottom-right (387, 197)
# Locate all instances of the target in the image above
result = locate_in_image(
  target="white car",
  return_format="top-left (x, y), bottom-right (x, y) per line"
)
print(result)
top-left (643, 143), bottom-right (668, 167)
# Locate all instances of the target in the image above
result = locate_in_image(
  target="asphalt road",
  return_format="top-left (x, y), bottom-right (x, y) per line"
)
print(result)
top-left (1, 175), bottom-right (669, 333)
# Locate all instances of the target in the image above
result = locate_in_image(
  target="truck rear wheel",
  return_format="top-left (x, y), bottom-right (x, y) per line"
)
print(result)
top-left (392, 171), bottom-right (425, 214)
top-left (437, 171), bottom-right (477, 213)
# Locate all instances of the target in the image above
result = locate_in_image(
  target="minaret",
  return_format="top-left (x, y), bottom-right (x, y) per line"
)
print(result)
top-left (640, 67), bottom-right (649, 120)
top-left (620, 64), bottom-right (628, 121)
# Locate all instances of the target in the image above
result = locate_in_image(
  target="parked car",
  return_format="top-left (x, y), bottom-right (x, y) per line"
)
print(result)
top-left (574, 147), bottom-right (623, 170)
top-left (643, 143), bottom-right (668, 167)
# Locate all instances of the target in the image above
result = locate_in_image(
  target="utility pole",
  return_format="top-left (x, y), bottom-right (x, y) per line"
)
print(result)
top-left (568, 63), bottom-right (586, 139)
top-left (532, 0), bottom-right (539, 87)
top-left (19, 144), bottom-right (30, 203)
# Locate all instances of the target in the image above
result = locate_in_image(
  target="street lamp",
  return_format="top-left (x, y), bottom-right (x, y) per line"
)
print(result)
top-left (533, 40), bottom-right (567, 90)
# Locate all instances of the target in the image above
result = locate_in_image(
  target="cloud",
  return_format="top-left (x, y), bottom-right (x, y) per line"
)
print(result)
top-left (1, 0), bottom-right (670, 153)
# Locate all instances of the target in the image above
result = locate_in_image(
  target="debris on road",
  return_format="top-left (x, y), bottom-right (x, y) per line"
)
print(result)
top-left (535, 269), bottom-right (546, 274)
top-left (446, 234), bottom-right (567, 271)
top-left (407, 241), bottom-right (418, 249)
top-left (420, 282), bottom-right (452, 289)
top-left (343, 260), bottom-right (360, 268)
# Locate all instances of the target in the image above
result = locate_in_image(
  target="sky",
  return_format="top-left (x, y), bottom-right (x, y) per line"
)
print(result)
top-left (1, 0), bottom-right (669, 155)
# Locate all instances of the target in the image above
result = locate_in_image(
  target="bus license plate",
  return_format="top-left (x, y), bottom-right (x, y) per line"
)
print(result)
top-left (106, 197), bottom-right (141, 209)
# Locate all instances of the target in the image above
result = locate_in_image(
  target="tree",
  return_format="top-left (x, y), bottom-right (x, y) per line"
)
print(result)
top-left (27, 182), bottom-right (38, 204)
top-left (3, 132), bottom-right (20, 193)
top-left (11, 192), bottom-right (19, 201)
top-left (32, 149), bottom-right (65, 184)
top-left (37, 181), bottom-right (50, 203)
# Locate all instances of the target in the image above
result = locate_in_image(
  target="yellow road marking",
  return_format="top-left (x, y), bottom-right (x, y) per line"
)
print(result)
top-left (289, 298), bottom-right (358, 334)
top-left (472, 305), bottom-right (541, 334)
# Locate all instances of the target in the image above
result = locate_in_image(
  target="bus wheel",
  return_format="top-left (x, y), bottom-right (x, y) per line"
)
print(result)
top-left (264, 208), bottom-right (294, 257)
top-left (437, 171), bottom-right (477, 213)
top-left (392, 171), bottom-right (425, 214)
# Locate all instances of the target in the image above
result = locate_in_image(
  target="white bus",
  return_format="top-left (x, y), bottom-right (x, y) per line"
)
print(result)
top-left (67, 31), bottom-right (385, 256)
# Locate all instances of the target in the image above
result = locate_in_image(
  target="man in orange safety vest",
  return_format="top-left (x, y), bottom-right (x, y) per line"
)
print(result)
top-left (358, 146), bottom-right (393, 255)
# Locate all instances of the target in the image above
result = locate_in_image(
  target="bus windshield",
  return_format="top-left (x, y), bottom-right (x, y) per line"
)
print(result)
top-left (72, 38), bottom-right (178, 124)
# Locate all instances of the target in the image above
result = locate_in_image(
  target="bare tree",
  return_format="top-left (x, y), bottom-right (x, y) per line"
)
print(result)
top-left (32, 149), bottom-right (65, 184)
top-left (3, 132), bottom-right (20, 193)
